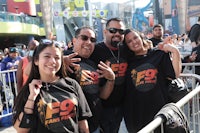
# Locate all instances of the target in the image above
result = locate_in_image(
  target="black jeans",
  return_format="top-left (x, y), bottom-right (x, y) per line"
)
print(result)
top-left (100, 106), bottom-right (123, 133)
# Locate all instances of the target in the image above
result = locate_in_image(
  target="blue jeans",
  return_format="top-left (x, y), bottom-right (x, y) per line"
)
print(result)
top-left (92, 127), bottom-right (100, 133)
top-left (100, 106), bottom-right (123, 133)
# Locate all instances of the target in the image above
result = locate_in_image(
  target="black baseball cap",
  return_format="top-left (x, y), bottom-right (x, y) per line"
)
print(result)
top-left (9, 47), bottom-right (18, 53)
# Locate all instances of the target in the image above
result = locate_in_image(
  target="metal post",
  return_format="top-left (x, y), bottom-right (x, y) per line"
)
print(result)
top-left (88, 0), bottom-right (93, 27)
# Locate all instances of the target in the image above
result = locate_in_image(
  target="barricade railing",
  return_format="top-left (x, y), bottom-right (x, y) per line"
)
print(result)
top-left (182, 62), bottom-right (200, 74)
top-left (0, 63), bottom-right (200, 122)
top-left (0, 69), bottom-right (17, 118)
top-left (138, 73), bottom-right (200, 133)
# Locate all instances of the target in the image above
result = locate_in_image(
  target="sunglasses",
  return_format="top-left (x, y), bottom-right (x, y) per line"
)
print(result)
top-left (107, 28), bottom-right (125, 35)
top-left (40, 39), bottom-right (63, 47)
top-left (78, 35), bottom-right (96, 43)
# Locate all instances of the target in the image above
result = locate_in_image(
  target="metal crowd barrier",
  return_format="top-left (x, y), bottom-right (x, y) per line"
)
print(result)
top-left (0, 69), bottom-right (17, 118)
top-left (138, 71), bottom-right (200, 133)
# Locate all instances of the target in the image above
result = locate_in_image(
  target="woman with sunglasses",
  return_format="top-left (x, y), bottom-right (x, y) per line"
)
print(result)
top-left (123, 29), bottom-right (181, 132)
top-left (13, 39), bottom-right (92, 133)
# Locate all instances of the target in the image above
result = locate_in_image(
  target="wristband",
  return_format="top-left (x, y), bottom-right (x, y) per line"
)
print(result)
top-left (107, 79), bottom-right (115, 82)
top-left (24, 107), bottom-right (34, 110)
top-left (28, 98), bottom-right (35, 102)
top-left (19, 112), bottom-right (34, 128)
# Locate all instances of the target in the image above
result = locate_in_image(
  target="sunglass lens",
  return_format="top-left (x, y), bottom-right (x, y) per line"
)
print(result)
top-left (81, 35), bottom-right (89, 41)
top-left (80, 35), bottom-right (96, 43)
top-left (109, 28), bottom-right (117, 34)
top-left (108, 28), bottom-right (124, 35)
top-left (54, 41), bottom-right (62, 47)
top-left (119, 29), bottom-right (125, 35)
top-left (41, 39), bottom-right (52, 44)
top-left (90, 38), bottom-right (96, 43)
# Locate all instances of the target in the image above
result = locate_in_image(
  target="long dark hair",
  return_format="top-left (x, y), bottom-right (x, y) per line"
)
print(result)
top-left (13, 40), bottom-right (67, 123)
top-left (124, 29), bottom-right (150, 48)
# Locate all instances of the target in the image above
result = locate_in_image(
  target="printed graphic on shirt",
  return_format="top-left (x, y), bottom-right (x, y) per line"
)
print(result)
top-left (37, 95), bottom-right (77, 131)
top-left (131, 63), bottom-right (158, 92)
top-left (79, 69), bottom-right (99, 86)
top-left (75, 62), bottom-right (100, 94)
top-left (106, 58), bottom-right (128, 85)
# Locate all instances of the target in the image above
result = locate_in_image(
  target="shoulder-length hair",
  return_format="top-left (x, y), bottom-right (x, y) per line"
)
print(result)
top-left (123, 28), bottom-right (152, 57)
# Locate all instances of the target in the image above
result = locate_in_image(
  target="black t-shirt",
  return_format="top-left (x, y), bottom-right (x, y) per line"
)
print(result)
top-left (149, 37), bottom-right (163, 47)
top-left (188, 24), bottom-right (200, 44)
top-left (123, 49), bottom-right (176, 132)
top-left (90, 42), bottom-right (128, 107)
top-left (191, 45), bottom-right (200, 75)
top-left (29, 78), bottom-right (92, 133)
top-left (71, 57), bottom-right (103, 132)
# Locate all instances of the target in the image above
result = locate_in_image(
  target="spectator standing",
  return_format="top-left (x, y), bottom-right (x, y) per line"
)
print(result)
top-left (3, 48), bottom-right (9, 57)
top-left (66, 26), bottom-right (115, 133)
top-left (0, 51), bottom-right (4, 62)
top-left (19, 44), bottom-right (27, 57)
top-left (183, 34), bottom-right (192, 52)
top-left (123, 29), bottom-right (181, 132)
top-left (185, 45), bottom-right (200, 75)
top-left (1, 47), bottom-right (22, 97)
top-left (90, 17), bottom-right (127, 133)
top-left (171, 33), bottom-right (178, 45)
top-left (13, 39), bottom-right (92, 133)
top-left (149, 24), bottom-right (164, 47)
top-left (17, 40), bottom-right (39, 92)
top-left (188, 16), bottom-right (200, 48)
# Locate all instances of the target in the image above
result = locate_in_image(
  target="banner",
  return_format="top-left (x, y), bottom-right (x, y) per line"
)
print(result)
top-left (62, 10), bottom-right (108, 18)
top-left (37, 10), bottom-right (108, 18)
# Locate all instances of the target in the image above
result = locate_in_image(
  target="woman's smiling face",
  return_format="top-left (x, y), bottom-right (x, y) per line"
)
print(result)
top-left (125, 31), bottom-right (144, 54)
top-left (34, 46), bottom-right (62, 80)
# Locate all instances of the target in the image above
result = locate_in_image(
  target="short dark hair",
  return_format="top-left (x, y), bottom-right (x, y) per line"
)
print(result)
top-left (152, 24), bottom-right (163, 30)
top-left (75, 26), bottom-right (96, 38)
top-left (106, 17), bottom-right (123, 28)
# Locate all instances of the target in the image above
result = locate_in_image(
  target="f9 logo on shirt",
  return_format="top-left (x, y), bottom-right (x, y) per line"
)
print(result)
top-left (111, 63), bottom-right (127, 77)
top-left (45, 99), bottom-right (77, 119)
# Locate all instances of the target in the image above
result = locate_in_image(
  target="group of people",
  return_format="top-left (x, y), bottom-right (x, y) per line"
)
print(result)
top-left (0, 47), bottom-right (22, 101)
top-left (10, 17), bottom-right (184, 133)
top-left (0, 40), bottom-right (39, 99)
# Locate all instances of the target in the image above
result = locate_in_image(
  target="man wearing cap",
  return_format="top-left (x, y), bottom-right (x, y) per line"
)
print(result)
top-left (1, 47), bottom-right (22, 97)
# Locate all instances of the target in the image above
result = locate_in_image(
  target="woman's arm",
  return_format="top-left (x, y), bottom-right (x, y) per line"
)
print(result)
top-left (13, 97), bottom-right (35, 132)
top-left (14, 79), bottom-right (42, 132)
top-left (170, 47), bottom-right (182, 78)
top-left (158, 41), bottom-right (182, 78)
top-left (78, 120), bottom-right (89, 133)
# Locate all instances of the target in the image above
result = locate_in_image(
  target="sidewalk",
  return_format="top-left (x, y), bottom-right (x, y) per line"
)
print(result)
top-left (0, 121), bottom-right (127, 133)
top-left (0, 126), bottom-right (16, 133)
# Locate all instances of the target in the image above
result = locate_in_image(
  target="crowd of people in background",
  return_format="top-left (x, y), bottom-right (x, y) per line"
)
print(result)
top-left (0, 16), bottom-right (199, 133)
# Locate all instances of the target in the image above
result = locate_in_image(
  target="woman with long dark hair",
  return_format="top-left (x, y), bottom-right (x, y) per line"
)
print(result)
top-left (13, 39), bottom-right (92, 133)
top-left (123, 29), bottom-right (181, 132)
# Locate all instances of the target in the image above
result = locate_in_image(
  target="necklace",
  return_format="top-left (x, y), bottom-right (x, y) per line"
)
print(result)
top-left (108, 48), bottom-right (120, 63)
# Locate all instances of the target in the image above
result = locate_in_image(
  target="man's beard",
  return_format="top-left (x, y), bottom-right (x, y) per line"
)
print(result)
top-left (111, 41), bottom-right (121, 48)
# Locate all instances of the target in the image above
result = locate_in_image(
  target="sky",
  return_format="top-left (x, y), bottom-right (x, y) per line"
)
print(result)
top-left (91, 0), bottom-right (151, 8)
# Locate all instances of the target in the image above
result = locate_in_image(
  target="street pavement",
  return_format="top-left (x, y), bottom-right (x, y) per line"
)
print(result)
top-left (0, 120), bottom-right (127, 133)
top-left (0, 126), bottom-right (16, 133)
